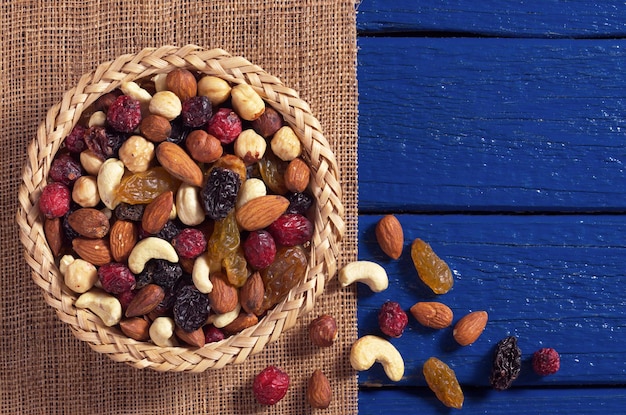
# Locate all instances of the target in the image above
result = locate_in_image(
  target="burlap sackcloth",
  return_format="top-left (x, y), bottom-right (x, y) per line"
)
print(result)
top-left (1, 1), bottom-right (358, 414)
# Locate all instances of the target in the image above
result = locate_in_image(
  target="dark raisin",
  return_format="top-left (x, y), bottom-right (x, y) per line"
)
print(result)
top-left (167, 117), bottom-right (192, 145)
top-left (107, 95), bottom-right (142, 133)
top-left (173, 285), bottom-right (211, 332)
top-left (137, 259), bottom-right (182, 290)
top-left (65, 125), bottom-right (87, 153)
top-left (200, 167), bottom-right (241, 221)
top-left (156, 220), bottom-right (182, 242)
top-left (84, 126), bottom-right (126, 160)
top-left (49, 153), bottom-right (83, 186)
top-left (490, 336), bottom-right (522, 390)
top-left (182, 96), bottom-right (213, 128)
top-left (114, 202), bottom-right (145, 221)
top-left (62, 205), bottom-right (81, 241)
top-left (286, 191), bottom-right (313, 215)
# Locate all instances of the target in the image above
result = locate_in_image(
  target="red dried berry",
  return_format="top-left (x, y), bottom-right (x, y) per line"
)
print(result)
top-left (243, 230), bottom-right (277, 269)
top-left (98, 262), bottom-right (136, 294)
top-left (171, 228), bottom-right (207, 259)
top-left (107, 95), bottom-right (142, 133)
top-left (49, 153), bottom-right (83, 186)
top-left (65, 125), bottom-right (87, 153)
top-left (39, 182), bottom-right (71, 219)
top-left (206, 108), bottom-right (242, 144)
top-left (116, 289), bottom-right (136, 312)
top-left (84, 126), bottom-right (126, 160)
top-left (267, 213), bottom-right (313, 247)
top-left (532, 347), bottom-right (560, 376)
top-left (204, 325), bottom-right (225, 343)
top-left (253, 365), bottom-right (290, 405)
top-left (378, 301), bottom-right (408, 338)
top-left (182, 96), bottom-right (213, 128)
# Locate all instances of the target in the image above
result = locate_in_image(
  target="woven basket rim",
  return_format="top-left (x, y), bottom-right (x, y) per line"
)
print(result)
top-left (16, 45), bottom-right (345, 372)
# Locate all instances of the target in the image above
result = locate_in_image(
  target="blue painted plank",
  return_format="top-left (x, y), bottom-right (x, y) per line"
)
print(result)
top-left (357, 214), bottom-right (626, 387)
top-left (358, 37), bottom-right (626, 213)
top-left (359, 387), bottom-right (626, 414)
top-left (357, 0), bottom-right (626, 37)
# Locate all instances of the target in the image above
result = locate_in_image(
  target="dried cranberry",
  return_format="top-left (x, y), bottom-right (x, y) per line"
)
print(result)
top-left (378, 301), bottom-right (408, 338)
top-left (116, 289), bottom-right (136, 312)
top-left (49, 153), bottom-right (83, 186)
top-left (65, 125), bottom-right (87, 153)
top-left (84, 126), bottom-right (126, 160)
top-left (253, 366), bottom-right (290, 405)
top-left (107, 95), bottom-right (142, 133)
top-left (286, 191), bottom-right (313, 215)
top-left (173, 285), bottom-right (210, 332)
top-left (172, 228), bottom-right (207, 259)
top-left (532, 347), bottom-right (560, 376)
top-left (204, 325), bottom-right (225, 343)
top-left (182, 96), bottom-right (212, 128)
top-left (267, 213), bottom-right (313, 246)
top-left (243, 230), bottom-right (276, 269)
top-left (98, 262), bottom-right (136, 294)
top-left (39, 182), bottom-right (71, 218)
top-left (206, 108), bottom-right (242, 144)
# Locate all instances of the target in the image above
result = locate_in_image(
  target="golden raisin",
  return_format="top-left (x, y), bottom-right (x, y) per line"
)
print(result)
top-left (258, 150), bottom-right (288, 195)
top-left (260, 245), bottom-right (307, 313)
top-left (410, 238), bottom-right (453, 294)
top-left (423, 357), bottom-right (464, 409)
top-left (116, 167), bottom-right (181, 204)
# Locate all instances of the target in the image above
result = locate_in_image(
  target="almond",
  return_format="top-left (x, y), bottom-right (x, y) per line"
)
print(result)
top-left (141, 191), bottom-right (173, 234)
top-left (72, 238), bottom-right (112, 265)
top-left (453, 310), bottom-right (488, 346)
top-left (307, 369), bottom-right (332, 409)
top-left (166, 68), bottom-right (197, 102)
top-left (284, 157), bottom-right (310, 193)
top-left (44, 217), bottom-right (63, 257)
top-left (67, 208), bottom-right (110, 239)
top-left (410, 302), bottom-right (453, 329)
top-left (235, 195), bottom-right (289, 231)
top-left (222, 312), bottom-right (258, 335)
top-left (119, 317), bottom-right (150, 341)
top-left (240, 271), bottom-right (265, 315)
top-left (375, 214), bottom-right (403, 260)
top-left (175, 326), bottom-right (206, 348)
top-left (140, 114), bottom-right (172, 143)
top-left (125, 284), bottom-right (166, 317)
top-left (156, 141), bottom-right (204, 187)
top-left (207, 272), bottom-right (239, 314)
top-left (109, 220), bottom-right (138, 262)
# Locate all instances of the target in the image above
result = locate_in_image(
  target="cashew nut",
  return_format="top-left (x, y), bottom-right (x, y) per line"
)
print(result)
top-left (350, 335), bottom-right (404, 382)
top-left (149, 316), bottom-right (178, 347)
top-left (64, 258), bottom-right (98, 293)
top-left (97, 158), bottom-right (125, 209)
top-left (176, 182), bottom-right (205, 226)
top-left (192, 254), bottom-right (213, 293)
top-left (338, 261), bottom-right (389, 292)
top-left (208, 303), bottom-right (241, 328)
top-left (128, 237), bottom-right (179, 274)
top-left (75, 289), bottom-right (123, 327)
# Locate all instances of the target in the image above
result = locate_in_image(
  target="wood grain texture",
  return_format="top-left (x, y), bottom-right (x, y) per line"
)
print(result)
top-left (357, 214), bottom-right (626, 387)
top-left (357, 0), bottom-right (626, 37)
top-left (358, 37), bottom-right (626, 213)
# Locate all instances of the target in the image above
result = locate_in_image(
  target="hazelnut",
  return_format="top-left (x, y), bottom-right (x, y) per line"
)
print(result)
top-left (198, 75), bottom-right (231, 106)
top-left (234, 129), bottom-right (266, 164)
top-left (251, 107), bottom-right (283, 138)
top-left (88, 111), bottom-right (107, 127)
top-left (185, 130), bottom-right (223, 163)
top-left (149, 91), bottom-right (182, 121)
top-left (271, 125), bottom-right (302, 161)
top-left (166, 68), bottom-right (197, 102)
top-left (118, 135), bottom-right (155, 173)
top-left (308, 314), bottom-right (338, 347)
top-left (231, 83), bottom-right (265, 121)
top-left (140, 114), bottom-right (172, 143)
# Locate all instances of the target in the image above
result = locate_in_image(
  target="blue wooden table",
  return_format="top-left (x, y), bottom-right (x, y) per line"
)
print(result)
top-left (355, 1), bottom-right (626, 413)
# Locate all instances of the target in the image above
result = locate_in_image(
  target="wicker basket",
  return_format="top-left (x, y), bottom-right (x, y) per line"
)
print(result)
top-left (16, 45), bottom-right (344, 372)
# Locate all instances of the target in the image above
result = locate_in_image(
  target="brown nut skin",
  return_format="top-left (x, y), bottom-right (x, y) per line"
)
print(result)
top-left (308, 315), bottom-right (338, 347)
top-left (375, 214), bottom-right (403, 260)
top-left (140, 114), bottom-right (172, 143)
top-left (453, 310), bottom-right (488, 346)
top-left (251, 107), bottom-right (283, 138)
top-left (125, 284), bottom-right (166, 318)
top-left (174, 326), bottom-right (205, 348)
top-left (119, 317), bottom-right (151, 341)
top-left (240, 271), bottom-right (265, 315)
top-left (207, 272), bottom-right (239, 314)
top-left (185, 130), bottom-right (223, 163)
top-left (410, 302), bottom-right (453, 329)
top-left (44, 217), bottom-right (63, 257)
top-left (166, 68), bottom-right (197, 102)
top-left (307, 369), bottom-right (332, 409)
top-left (109, 220), bottom-right (138, 263)
top-left (141, 191), bottom-right (173, 234)
top-left (284, 158), bottom-right (310, 193)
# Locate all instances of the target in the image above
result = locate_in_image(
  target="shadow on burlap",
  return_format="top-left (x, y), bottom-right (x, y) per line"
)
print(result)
top-left (1, 2), bottom-right (358, 414)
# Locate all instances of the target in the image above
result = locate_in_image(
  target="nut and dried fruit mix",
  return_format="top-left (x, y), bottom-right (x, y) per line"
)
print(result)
top-left (40, 69), bottom-right (315, 348)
